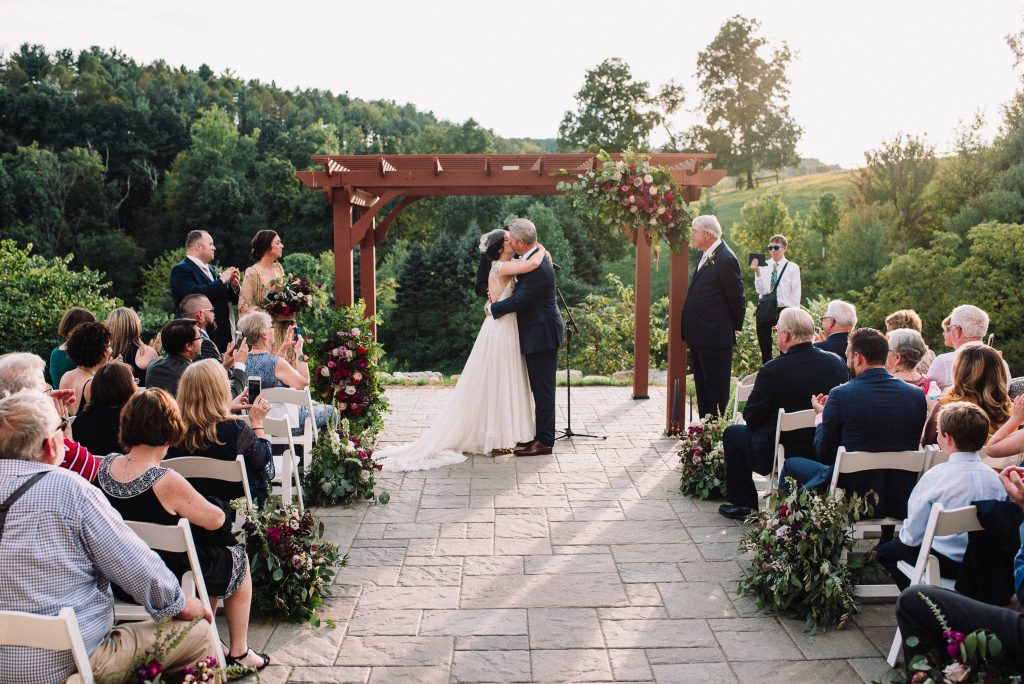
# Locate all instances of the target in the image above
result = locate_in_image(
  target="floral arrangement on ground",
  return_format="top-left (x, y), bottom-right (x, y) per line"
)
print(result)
top-left (678, 413), bottom-right (731, 500)
top-left (307, 299), bottom-right (389, 440)
top-left (556, 149), bottom-right (691, 247)
top-left (263, 274), bottom-right (320, 319)
top-left (737, 479), bottom-right (877, 633)
top-left (304, 414), bottom-right (389, 507)
top-left (127, 618), bottom-right (253, 683)
top-left (233, 496), bottom-right (347, 627)
top-left (887, 592), bottom-right (1016, 684)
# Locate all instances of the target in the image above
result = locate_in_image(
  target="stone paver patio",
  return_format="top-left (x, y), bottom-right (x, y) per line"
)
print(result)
top-left (242, 386), bottom-right (899, 683)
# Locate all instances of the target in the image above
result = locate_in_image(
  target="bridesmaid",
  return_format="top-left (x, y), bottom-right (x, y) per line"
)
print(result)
top-left (238, 230), bottom-right (291, 361)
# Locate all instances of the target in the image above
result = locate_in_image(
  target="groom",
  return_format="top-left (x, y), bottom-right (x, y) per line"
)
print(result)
top-left (487, 218), bottom-right (565, 456)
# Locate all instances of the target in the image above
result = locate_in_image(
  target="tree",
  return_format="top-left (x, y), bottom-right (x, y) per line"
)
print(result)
top-left (558, 58), bottom-right (683, 152)
top-left (730, 192), bottom-right (794, 263)
top-left (851, 134), bottom-right (937, 249)
top-left (688, 16), bottom-right (802, 189)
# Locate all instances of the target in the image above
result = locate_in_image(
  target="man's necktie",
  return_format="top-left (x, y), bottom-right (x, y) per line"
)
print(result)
top-left (771, 262), bottom-right (779, 289)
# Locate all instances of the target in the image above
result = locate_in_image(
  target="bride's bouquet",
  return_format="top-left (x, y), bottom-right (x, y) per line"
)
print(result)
top-left (263, 275), bottom-right (319, 319)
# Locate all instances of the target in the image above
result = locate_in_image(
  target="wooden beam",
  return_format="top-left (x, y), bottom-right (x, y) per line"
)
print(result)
top-left (633, 234), bottom-right (652, 400)
top-left (375, 196), bottom-right (422, 244)
top-left (666, 239), bottom-right (690, 434)
top-left (434, 157), bottom-right (443, 176)
top-left (351, 189), bottom-right (402, 244)
top-left (332, 191), bottom-right (354, 307)
top-left (360, 219), bottom-right (377, 338)
top-left (484, 156), bottom-right (491, 175)
top-left (379, 157), bottom-right (396, 176)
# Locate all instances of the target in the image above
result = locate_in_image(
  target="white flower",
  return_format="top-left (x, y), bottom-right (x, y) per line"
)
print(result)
top-left (615, 160), bottom-right (625, 171)
top-left (643, 174), bottom-right (653, 184)
top-left (775, 525), bottom-right (789, 538)
top-left (320, 367), bottom-right (330, 377)
top-left (351, 327), bottom-right (360, 336)
top-left (352, 372), bottom-right (363, 382)
top-left (345, 386), bottom-right (357, 395)
top-left (612, 171), bottom-right (622, 180)
top-left (649, 218), bottom-right (658, 226)
top-left (629, 205), bottom-right (638, 213)
top-left (629, 195), bottom-right (636, 203)
top-left (657, 206), bottom-right (666, 215)
top-left (649, 186), bottom-right (658, 195)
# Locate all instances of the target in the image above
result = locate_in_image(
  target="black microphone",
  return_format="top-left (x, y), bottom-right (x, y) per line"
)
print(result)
top-left (552, 262), bottom-right (561, 271)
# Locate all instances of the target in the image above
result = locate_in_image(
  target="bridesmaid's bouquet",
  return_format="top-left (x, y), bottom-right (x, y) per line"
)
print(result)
top-left (263, 275), bottom-right (319, 319)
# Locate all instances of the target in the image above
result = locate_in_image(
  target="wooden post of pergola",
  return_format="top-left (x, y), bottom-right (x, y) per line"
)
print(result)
top-left (297, 154), bottom-right (725, 433)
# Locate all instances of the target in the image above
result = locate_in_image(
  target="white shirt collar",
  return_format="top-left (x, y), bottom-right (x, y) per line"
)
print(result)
top-left (703, 238), bottom-right (722, 256)
top-left (948, 451), bottom-right (982, 463)
top-left (522, 246), bottom-right (539, 260)
top-left (770, 256), bottom-right (788, 268)
top-left (187, 255), bottom-right (212, 275)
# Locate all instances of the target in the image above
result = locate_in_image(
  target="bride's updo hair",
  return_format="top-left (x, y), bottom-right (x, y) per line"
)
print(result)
top-left (251, 229), bottom-right (279, 262)
top-left (479, 229), bottom-right (506, 262)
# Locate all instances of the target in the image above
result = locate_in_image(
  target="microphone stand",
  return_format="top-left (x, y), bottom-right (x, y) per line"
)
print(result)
top-left (555, 279), bottom-right (604, 442)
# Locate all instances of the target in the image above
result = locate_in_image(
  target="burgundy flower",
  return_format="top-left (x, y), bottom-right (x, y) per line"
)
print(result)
top-left (266, 527), bottom-right (282, 542)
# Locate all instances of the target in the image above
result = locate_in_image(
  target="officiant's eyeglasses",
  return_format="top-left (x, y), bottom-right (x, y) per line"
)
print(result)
top-left (767, 245), bottom-right (783, 250)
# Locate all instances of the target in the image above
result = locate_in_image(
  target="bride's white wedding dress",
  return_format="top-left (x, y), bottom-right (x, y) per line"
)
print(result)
top-left (376, 264), bottom-right (535, 471)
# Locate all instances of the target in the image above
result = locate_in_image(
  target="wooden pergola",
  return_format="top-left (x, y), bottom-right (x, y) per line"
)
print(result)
top-left (296, 153), bottom-right (725, 433)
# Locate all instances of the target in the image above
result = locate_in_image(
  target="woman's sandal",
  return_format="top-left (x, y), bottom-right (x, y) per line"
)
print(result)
top-left (225, 648), bottom-right (271, 670)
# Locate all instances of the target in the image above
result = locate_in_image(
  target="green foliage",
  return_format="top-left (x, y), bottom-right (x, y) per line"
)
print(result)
top-left (558, 58), bottom-right (684, 153)
top-left (140, 248), bottom-right (186, 312)
top-left (730, 191), bottom-right (794, 260)
top-left (235, 497), bottom-right (346, 627)
top-left (732, 302), bottom-right (763, 378)
top-left (687, 15), bottom-right (802, 188)
top-left (303, 416), bottom-right (388, 507)
top-left (825, 203), bottom-right (894, 297)
top-left (678, 414), bottom-right (731, 500)
top-left (568, 274), bottom-right (669, 375)
top-left (0, 240), bottom-right (120, 359)
top-left (738, 482), bottom-right (877, 633)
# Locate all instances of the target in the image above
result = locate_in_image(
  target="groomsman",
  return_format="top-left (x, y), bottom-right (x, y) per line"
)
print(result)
top-left (681, 215), bottom-right (745, 418)
top-left (169, 230), bottom-right (240, 352)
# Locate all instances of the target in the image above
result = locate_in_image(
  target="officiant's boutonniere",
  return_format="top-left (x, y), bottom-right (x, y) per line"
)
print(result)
top-left (706, 251), bottom-right (716, 266)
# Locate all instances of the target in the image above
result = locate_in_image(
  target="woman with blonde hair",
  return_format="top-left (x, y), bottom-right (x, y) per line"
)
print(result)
top-left (884, 309), bottom-right (935, 374)
top-left (168, 359), bottom-right (274, 504)
top-left (923, 344), bottom-right (1011, 444)
top-left (106, 307), bottom-right (159, 386)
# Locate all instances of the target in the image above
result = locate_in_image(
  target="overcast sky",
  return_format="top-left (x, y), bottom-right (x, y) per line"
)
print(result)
top-left (3, 0), bottom-right (1022, 167)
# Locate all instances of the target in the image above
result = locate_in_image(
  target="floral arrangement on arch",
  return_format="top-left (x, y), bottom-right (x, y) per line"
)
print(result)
top-left (263, 275), bottom-right (319, 320)
top-left (233, 496), bottom-right (347, 627)
top-left (304, 414), bottom-right (390, 507)
top-left (737, 480), bottom-right (877, 633)
top-left (556, 149), bottom-right (692, 247)
top-left (897, 592), bottom-right (1015, 683)
top-left (307, 300), bottom-right (389, 440)
top-left (678, 414), bottom-right (731, 500)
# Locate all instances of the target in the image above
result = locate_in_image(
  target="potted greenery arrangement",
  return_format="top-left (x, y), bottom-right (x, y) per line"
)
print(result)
top-left (304, 415), bottom-right (389, 507)
top-left (678, 414), bottom-right (731, 500)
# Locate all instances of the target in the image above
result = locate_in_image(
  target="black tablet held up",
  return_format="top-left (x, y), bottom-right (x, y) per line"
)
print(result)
top-left (748, 252), bottom-right (767, 267)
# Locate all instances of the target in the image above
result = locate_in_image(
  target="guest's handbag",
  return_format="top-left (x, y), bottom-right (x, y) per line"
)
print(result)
top-left (755, 262), bottom-right (789, 325)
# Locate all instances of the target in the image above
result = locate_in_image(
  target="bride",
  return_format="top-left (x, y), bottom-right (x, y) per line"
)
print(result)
top-left (376, 228), bottom-right (547, 471)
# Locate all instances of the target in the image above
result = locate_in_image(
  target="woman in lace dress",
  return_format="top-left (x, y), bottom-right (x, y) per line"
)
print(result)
top-left (375, 229), bottom-right (547, 472)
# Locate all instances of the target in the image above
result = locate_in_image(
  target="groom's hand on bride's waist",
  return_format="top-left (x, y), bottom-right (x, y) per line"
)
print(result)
top-left (484, 302), bottom-right (492, 317)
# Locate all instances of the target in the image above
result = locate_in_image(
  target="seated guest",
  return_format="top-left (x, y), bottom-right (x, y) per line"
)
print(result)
top-left (886, 328), bottom-right (931, 393)
top-left (986, 394), bottom-right (1024, 463)
top-left (180, 293), bottom-right (249, 397)
top-left (813, 300), bottom-right (856, 357)
top-left (168, 359), bottom-right (275, 505)
top-left (0, 389), bottom-right (213, 683)
top-left (238, 311), bottom-right (333, 430)
top-left (60, 321), bottom-right (113, 415)
top-left (73, 361), bottom-right (136, 457)
top-left (106, 306), bottom-right (159, 386)
top-left (718, 308), bottom-right (848, 520)
top-left (146, 319), bottom-right (202, 396)
top-left (97, 388), bottom-right (269, 670)
top-left (779, 328), bottom-right (928, 522)
top-left (897, 462), bottom-right (1024, 668)
top-left (876, 402), bottom-right (1005, 589)
top-left (885, 309), bottom-right (935, 374)
top-left (922, 344), bottom-right (1011, 445)
top-left (0, 352), bottom-right (99, 482)
top-left (49, 307), bottom-right (95, 388)
top-left (926, 304), bottom-right (1011, 390)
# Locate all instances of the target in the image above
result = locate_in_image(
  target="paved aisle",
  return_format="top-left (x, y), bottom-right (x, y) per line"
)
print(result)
top-left (250, 386), bottom-right (898, 683)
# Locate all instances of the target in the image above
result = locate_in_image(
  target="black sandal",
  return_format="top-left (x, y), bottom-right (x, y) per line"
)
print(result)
top-left (225, 648), bottom-right (270, 670)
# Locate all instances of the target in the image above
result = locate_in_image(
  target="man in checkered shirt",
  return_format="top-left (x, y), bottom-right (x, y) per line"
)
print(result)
top-left (0, 390), bottom-right (213, 683)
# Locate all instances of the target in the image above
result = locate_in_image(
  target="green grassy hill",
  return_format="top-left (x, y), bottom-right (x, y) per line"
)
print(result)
top-left (603, 169), bottom-right (854, 299)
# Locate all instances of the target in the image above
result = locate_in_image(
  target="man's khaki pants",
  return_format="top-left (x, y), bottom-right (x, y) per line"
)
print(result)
top-left (88, 618), bottom-right (214, 682)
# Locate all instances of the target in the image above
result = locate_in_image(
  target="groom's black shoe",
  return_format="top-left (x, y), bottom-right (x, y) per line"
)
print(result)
top-left (718, 504), bottom-right (754, 521)
top-left (514, 440), bottom-right (553, 457)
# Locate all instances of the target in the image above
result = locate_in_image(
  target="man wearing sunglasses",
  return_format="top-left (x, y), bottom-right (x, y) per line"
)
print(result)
top-left (751, 235), bottom-right (801, 365)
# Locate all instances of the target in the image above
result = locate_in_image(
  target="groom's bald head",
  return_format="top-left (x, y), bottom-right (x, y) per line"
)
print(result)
top-left (506, 218), bottom-right (537, 246)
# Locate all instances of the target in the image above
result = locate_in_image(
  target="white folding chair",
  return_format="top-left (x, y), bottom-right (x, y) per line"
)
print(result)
top-left (886, 503), bottom-right (983, 666)
top-left (757, 408), bottom-right (817, 504)
top-left (114, 519), bottom-right (226, 667)
top-left (0, 607), bottom-right (94, 683)
top-left (163, 455), bottom-right (253, 531)
top-left (829, 446), bottom-right (932, 598)
top-left (920, 447), bottom-right (948, 476)
top-left (263, 416), bottom-right (304, 512)
top-left (731, 372), bottom-right (758, 424)
top-left (260, 387), bottom-right (318, 470)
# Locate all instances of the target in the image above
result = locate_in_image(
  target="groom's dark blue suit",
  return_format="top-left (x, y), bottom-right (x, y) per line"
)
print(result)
top-left (490, 248), bottom-right (564, 446)
top-left (169, 258), bottom-right (238, 352)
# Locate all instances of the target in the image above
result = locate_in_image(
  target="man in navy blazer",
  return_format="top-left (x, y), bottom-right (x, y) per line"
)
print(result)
top-left (718, 308), bottom-right (849, 519)
top-left (169, 230), bottom-right (240, 353)
top-left (488, 218), bottom-right (564, 457)
top-left (780, 327), bottom-right (928, 521)
top-left (681, 215), bottom-right (746, 418)
top-left (813, 299), bottom-right (856, 357)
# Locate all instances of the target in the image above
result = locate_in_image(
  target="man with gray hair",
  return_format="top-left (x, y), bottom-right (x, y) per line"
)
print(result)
top-left (487, 218), bottom-right (565, 457)
top-left (814, 299), bottom-right (857, 357)
top-left (927, 304), bottom-right (1011, 389)
top-left (681, 215), bottom-right (745, 418)
top-left (0, 390), bottom-right (213, 683)
top-left (0, 353), bottom-right (99, 481)
top-left (718, 308), bottom-right (848, 519)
